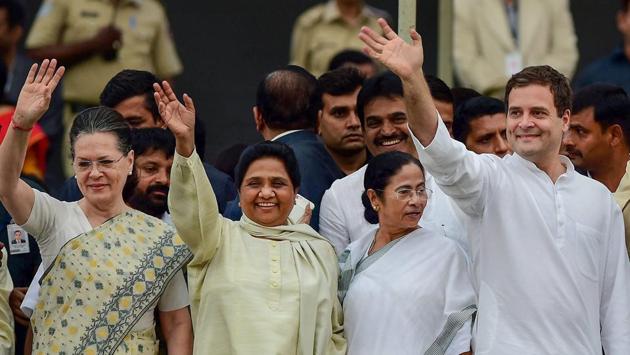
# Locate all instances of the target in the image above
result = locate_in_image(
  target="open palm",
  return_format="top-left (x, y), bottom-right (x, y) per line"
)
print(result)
top-left (14, 59), bottom-right (64, 125)
top-left (153, 81), bottom-right (195, 139)
top-left (359, 18), bottom-right (424, 80)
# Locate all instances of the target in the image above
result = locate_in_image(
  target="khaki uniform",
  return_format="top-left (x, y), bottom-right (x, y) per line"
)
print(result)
top-left (26, 0), bottom-right (182, 175)
top-left (290, 1), bottom-right (387, 77)
top-left (613, 160), bottom-right (630, 258)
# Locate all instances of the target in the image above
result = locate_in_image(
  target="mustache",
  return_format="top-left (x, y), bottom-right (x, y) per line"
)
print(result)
top-left (563, 146), bottom-right (582, 158)
top-left (146, 183), bottom-right (169, 196)
top-left (374, 131), bottom-right (408, 145)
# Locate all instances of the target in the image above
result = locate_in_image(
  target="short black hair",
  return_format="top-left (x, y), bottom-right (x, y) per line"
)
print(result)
top-left (453, 96), bottom-right (505, 142)
top-left (255, 65), bottom-right (317, 130)
top-left (621, 0), bottom-right (630, 12)
top-left (451, 87), bottom-right (482, 111)
top-left (314, 67), bottom-right (364, 110)
top-left (214, 143), bottom-right (249, 180)
top-left (328, 49), bottom-right (374, 71)
top-left (505, 65), bottom-right (571, 117)
top-left (0, 0), bottom-right (24, 28)
top-left (425, 74), bottom-right (453, 103)
top-left (130, 128), bottom-right (175, 158)
top-left (572, 84), bottom-right (630, 139)
top-left (234, 141), bottom-right (301, 190)
top-left (361, 151), bottom-right (424, 224)
top-left (99, 69), bottom-right (161, 123)
top-left (357, 71), bottom-right (403, 125)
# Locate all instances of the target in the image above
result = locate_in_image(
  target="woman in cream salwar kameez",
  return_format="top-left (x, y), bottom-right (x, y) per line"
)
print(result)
top-left (154, 80), bottom-right (346, 355)
top-left (0, 59), bottom-right (193, 354)
top-left (339, 152), bottom-right (476, 355)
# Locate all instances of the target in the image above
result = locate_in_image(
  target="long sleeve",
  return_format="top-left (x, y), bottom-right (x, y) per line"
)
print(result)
top-left (411, 117), bottom-right (497, 217)
top-left (289, 14), bottom-right (310, 68)
top-left (169, 150), bottom-right (224, 267)
top-left (537, 0), bottom-right (578, 79)
top-left (0, 249), bottom-right (14, 355)
top-left (600, 202), bottom-right (630, 354)
top-left (319, 189), bottom-right (349, 255)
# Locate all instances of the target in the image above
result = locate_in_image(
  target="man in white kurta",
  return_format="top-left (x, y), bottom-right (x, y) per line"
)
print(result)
top-left (358, 19), bottom-right (630, 354)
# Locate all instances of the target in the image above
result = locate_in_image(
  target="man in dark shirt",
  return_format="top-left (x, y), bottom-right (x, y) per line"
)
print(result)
top-left (574, 0), bottom-right (630, 94)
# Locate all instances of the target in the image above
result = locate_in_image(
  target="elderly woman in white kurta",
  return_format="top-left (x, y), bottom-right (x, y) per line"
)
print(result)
top-left (154, 81), bottom-right (346, 354)
top-left (338, 151), bottom-right (476, 355)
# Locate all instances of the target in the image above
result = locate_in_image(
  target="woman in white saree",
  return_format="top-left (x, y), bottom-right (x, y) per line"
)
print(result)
top-left (339, 151), bottom-right (476, 355)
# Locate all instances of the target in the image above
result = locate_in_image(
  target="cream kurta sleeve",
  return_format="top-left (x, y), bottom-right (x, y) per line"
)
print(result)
top-left (0, 248), bottom-right (14, 355)
top-left (168, 149), bottom-right (224, 267)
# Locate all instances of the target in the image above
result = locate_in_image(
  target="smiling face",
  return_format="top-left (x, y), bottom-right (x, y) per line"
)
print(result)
top-left (318, 88), bottom-right (365, 155)
top-left (370, 163), bottom-right (427, 234)
top-left (73, 132), bottom-right (134, 207)
top-left (363, 96), bottom-right (417, 157)
top-left (465, 113), bottom-right (511, 157)
top-left (506, 85), bottom-right (569, 164)
top-left (239, 157), bottom-right (297, 227)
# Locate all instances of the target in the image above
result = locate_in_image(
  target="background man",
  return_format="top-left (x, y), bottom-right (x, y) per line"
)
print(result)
top-left (360, 19), bottom-right (630, 353)
top-left (290, 0), bottom-right (388, 76)
top-left (319, 71), bottom-right (466, 255)
top-left (575, 0), bottom-right (630, 94)
top-left (316, 67), bottom-right (367, 175)
top-left (562, 84), bottom-right (630, 192)
top-left (328, 49), bottom-right (378, 78)
top-left (224, 65), bottom-right (344, 230)
top-left (25, 0), bottom-right (183, 176)
top-left (426, 74), bottom-right (455, 136)
top-left (453, 95), bottom-right (511, 156)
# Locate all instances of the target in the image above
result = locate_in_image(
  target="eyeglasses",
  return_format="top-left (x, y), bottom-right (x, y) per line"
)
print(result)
top-left (74, 154), bottom-right (125, 173)
top-left (376, 187), bottom-right (432, 201)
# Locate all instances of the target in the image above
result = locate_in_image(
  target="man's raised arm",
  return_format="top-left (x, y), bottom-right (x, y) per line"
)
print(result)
top-left (359, 19), bottom-right (438, 146)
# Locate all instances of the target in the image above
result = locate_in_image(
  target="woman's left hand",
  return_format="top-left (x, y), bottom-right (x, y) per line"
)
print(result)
top-left (153, 81), bottom-right (196, 156)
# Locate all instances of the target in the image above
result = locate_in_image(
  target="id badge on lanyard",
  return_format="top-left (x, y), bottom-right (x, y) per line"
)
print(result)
top-left (7, 221), bottom-right (30, 255)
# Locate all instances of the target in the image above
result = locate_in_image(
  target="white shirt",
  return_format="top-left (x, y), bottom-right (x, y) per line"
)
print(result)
top-left (319, 165), bottom-right (469, 257)
top-left (412, 116), bottom-right (630, 354)
top-left (20, 191), bottom-right (188, 331)
top-left (343, 227), bottom-right (475, 355)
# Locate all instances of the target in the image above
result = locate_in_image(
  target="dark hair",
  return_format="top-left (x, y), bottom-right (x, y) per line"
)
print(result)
top-left (573, 84), bottom-right (630, 141)
top-left (451, 87), bottom-right (482, 111)
top-left (622, 0), bottom-right (629, 12)
top-left (314, 67), bottom-right (364, 110)
top-left (69, 106), bottom-right (132, 159)
top-left (505, 65), bottom-right (572, 117)
top-left (99, 69), bottom-right (161, 123)
top-left (453, 96), bottom-right (505, 142)
top-left (215, 143), bottom-right (249, 180)
top-left (234, 141), bottom-right (301, 189)
top-left (328, 49), bottom-right (374, 71)
top-left (255, 65), bottom-right (317, 130)
top-left (130, 128), bottom-right (175, 157)
top-left (357, 71), bottom-right (403, 125)
top-left (361, 151), bottom-right (424, 224)
top-left (426, 74), bottom-right (453, 103)
top-left (0, 0), bottom-right (24, 28)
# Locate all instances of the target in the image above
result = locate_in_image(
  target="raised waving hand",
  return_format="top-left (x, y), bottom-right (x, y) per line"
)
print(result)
top-left (14, 59), bottom-right (65, 128)
top-left (359, 18), bottom-right (424, 80)
top-left (153, 81), bottom-right (196, 157)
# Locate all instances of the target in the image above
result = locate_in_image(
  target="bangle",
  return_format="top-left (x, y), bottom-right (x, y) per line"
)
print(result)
top-left (11, 119), bottom-right (33, 132)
